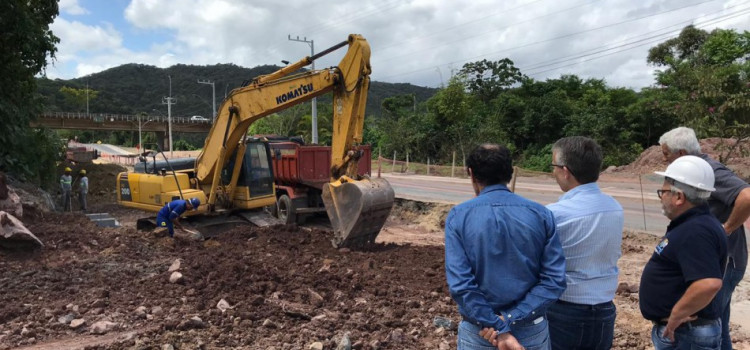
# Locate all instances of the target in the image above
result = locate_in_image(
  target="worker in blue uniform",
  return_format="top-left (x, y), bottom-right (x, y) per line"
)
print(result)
top-left (156, 198), bottom-right (200, 237)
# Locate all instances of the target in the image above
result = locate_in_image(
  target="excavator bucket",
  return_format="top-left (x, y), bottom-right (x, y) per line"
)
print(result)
top-left (322, 176), bottom-right (395, 248)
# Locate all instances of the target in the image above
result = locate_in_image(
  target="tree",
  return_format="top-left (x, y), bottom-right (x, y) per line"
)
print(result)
top-left (0, 0), bottom-right (60, 185)
top-left (458, 58), bottom-right (524, 103)
top-left (648, 26), bottom-right (750, 162)
top-left (59, 86), bottom-right (99, 113)
top-left (248, 104), bottom-right (308, 140)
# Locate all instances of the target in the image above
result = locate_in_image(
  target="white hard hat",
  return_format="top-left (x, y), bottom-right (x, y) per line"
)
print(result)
top-left (655, 155), bottom-right (715, 192)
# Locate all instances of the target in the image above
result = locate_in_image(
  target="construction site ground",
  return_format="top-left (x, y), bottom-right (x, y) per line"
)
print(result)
top-left (2, 157), bottom-right (750, 349)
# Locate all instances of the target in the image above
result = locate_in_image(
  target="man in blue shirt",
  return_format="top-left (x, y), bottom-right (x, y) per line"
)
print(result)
top-left (445, 143), bottom-right (566, 350)
top-left (156, 197), bottom-right (200, 238)
top-left (545, 136), bottom-right (624, 350)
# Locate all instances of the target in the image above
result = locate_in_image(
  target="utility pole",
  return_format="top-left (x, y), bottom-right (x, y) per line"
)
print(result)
top-left (162, 75), bottom-right (175, 158)
top-left (86, 81), bottom-right (89, 116)
top-left (197, 79), bottom-right (216, 120)
top-left (288, 34), bottom-right (318, 144)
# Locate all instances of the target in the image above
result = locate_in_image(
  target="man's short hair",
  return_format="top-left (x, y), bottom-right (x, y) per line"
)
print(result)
top-left (667, 178), bottom-right (710, 205)
top-left (552, 136), bottom-right (602, 184)
top-left (466, 143), bottom-right (513, 186)
top-left (659, 127), bottom-right (701, 155)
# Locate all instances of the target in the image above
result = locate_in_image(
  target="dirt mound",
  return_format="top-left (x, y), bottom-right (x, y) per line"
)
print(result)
top-left (389, 198), bottom-right (451, 233)
top-left (611, 138), bottom-right (750, 178)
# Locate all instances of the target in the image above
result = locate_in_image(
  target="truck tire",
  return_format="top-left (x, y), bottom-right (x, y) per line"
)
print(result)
top-left (277, 194), bottom-right (296, 225)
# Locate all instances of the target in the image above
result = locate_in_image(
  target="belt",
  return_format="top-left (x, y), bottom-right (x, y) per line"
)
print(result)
top-left (463, 315), bottom-right (546, 328)
top-left (653, 318), bottom-right (717, 328)
top-left (556, 299), bottom-right (614, 310)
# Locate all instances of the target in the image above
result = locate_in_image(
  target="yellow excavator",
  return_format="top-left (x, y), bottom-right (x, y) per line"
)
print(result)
top-left (116, 34), bottom-right (394, 247)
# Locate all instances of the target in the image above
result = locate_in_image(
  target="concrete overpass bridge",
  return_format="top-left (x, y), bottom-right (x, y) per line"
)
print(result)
top-left (33, 112), bottom-right (212, 132)
top-left (32, 112), bottom-right (213, 151)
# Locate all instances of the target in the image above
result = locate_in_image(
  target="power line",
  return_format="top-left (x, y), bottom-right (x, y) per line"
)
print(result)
top-left (374, 0), bottom-right (601, 65)
top-left (245, 0), bottom-right (406, 67)
top-left (304, 0), bottom-right (406, 36)
top-left (522, 5), bottom-right (750, 73)
top-left (524, 8), bottom-right (750, 77)
top-left (376, 0), bottom-right (548, 52)
top-left (376, 0), bottom-right (718, 81)
top-left (523, 3), bottom-right (750, 70)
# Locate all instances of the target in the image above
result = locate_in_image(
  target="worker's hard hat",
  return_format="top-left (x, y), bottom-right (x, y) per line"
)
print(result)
top-left (655, 155), bottom-right (715, 192)
top-left (64, 167), bottom-right (72, 172)
top-left (189, 197), bottom-right (201, 209)
top-left (79, 169), bottom-right (86, 175)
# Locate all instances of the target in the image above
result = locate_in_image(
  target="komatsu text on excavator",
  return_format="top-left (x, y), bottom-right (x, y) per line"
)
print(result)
top-left (117, 34), bottom-right (395, 247)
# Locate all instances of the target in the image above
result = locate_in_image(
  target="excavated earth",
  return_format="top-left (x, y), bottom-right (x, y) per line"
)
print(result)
top-left (1, 161), bottom-right (749, 350)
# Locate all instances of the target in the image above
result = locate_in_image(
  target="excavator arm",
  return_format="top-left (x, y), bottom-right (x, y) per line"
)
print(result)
top-left (194, 34), bottom-right (394, 246)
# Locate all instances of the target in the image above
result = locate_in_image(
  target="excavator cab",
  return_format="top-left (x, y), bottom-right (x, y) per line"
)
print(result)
top-left (221, 140), bottom-right (274, 198)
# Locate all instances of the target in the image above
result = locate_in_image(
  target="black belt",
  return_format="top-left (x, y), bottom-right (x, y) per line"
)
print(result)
top-left (653, 318), bottom-right (717, 327)
top-left (556, 299), bottom-right (614, 310)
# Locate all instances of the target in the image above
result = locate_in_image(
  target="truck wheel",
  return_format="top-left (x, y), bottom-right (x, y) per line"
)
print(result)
top-left (277, 194), bottom-right (296, 225)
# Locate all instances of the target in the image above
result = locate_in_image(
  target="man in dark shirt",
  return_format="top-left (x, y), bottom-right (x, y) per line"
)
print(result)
top-left (659, 127), bottom-right (750, 349)
top-left (445, 143), bottom-right (566, 350)
top-left (640, 155), bottom-right (728, 350)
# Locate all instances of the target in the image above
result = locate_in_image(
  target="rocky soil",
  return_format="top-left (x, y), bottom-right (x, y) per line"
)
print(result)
top-left (1, 159), bottom-right (749, 349)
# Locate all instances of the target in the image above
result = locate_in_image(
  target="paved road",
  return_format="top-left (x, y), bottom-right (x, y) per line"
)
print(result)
top-left (82, 143), bottom-right (133, 156)
top-left (382, 172), bottom-right (670, 235)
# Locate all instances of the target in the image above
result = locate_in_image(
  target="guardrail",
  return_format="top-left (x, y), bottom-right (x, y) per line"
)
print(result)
top-left (41, 112), bottom-right (212, 124)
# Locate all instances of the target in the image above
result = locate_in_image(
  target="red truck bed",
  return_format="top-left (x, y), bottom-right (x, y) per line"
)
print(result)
top-left (269, 142), bottom-right (372, 189)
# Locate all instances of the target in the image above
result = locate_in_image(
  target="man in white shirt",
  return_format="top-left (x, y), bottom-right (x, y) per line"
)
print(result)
top-left (546, 136), bottom-right (624, 350)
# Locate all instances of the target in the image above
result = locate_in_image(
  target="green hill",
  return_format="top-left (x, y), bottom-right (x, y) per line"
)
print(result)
top-left (37, 63), bottom-right (437, 118)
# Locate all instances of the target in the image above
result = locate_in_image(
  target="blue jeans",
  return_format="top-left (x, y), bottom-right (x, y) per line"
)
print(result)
top-left (458, 316), bottom-right (550, 350)
top-left (547, 300), bottom-right (616, 350)
top-left (719, 259), bottom-right (746, 350)
top-left (651, 319), bottom-right (721, 350)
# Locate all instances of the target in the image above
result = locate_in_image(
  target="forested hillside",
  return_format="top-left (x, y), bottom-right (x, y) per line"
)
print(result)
top-left (36, 63), bottom-right (436, 118)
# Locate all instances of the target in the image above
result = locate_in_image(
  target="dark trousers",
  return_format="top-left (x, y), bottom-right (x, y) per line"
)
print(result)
top-left (61, 190), bottom-right (71, 212)
top-left (718, 259), bottom-right (745, 350)
top-left (156, 215), bottom-right (174, 237)
top-left (547, 300), bottom-right (616, 350)
top-left (78, 191), bottom-right (87, 211)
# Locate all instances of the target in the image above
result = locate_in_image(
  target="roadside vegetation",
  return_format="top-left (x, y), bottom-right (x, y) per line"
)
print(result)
top-left (3, 0), bottom-right (749, 188)
top-left (368, 25), bottom-right (750, 171)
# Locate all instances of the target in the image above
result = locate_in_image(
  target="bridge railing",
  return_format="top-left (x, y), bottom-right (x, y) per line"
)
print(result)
top-left (41, 112), bottom-right (211, 124)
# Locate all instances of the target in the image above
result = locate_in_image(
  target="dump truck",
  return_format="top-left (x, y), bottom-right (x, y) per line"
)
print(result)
top-left (66, 146), bottom-right (99, 163)
top-left (267, 139), bottom-right (372, 225)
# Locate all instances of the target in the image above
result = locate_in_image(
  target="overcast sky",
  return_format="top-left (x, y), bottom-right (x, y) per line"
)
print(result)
top-left (49, 0), bottom-right (750, 89)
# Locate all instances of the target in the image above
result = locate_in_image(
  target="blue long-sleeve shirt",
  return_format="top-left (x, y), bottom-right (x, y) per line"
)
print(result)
top-left (445, 184), bottom-right (566, 334)
top-left (157, 199), bottom-right (188, 222)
